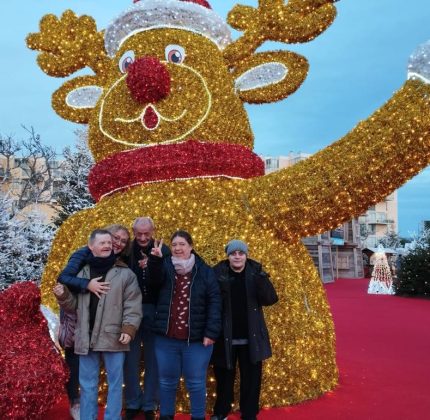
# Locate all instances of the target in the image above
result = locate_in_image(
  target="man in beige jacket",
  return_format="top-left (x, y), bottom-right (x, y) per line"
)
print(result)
top-left (54, 229), bottom-right (142, 420)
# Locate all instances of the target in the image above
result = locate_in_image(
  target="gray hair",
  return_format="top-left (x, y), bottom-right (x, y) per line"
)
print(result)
top-left (132, 217), bottom-right (155, 231)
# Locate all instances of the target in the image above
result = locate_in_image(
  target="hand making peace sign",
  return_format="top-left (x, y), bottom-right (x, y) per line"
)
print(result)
top-left (150, 239), bottom-right (164, 258)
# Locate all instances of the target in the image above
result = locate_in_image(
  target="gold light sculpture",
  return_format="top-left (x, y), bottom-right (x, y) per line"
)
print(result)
top-left (27, 0), bottom-right (430, 409)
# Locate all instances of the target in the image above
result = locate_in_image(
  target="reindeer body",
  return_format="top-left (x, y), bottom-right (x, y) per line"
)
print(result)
top-left (28, 0), bottom-right (430, 408)
top-left (43, 177), bottom-right (337, 406)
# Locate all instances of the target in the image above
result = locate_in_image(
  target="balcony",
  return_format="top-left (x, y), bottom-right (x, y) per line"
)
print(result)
top-left (366, 212), bottom-right (392, 225)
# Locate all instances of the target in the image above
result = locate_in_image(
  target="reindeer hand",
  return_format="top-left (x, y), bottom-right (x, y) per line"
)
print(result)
top-left (26, 10), bottom-right (108, 77)
top-left (224, 0), bottom-right (337, 65)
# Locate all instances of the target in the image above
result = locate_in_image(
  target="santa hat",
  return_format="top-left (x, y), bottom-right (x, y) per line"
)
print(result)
top-left (104, 0), bottom-right (232, 57)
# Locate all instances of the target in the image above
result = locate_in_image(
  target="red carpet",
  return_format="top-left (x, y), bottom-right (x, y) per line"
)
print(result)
top-left (46, 279), bottom-right (430, 420)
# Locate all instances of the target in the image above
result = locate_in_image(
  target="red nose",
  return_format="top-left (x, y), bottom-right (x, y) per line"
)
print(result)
top-left (126, 56), bottom-right (171, 104)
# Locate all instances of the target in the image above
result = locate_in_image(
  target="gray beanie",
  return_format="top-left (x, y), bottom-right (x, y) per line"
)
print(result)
top-left (225, 239), bottom-right (248, 256)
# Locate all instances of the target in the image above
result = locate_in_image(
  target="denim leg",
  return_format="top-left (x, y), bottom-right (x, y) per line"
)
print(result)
top-left (141, 303), bottom-right (159, 411)
top-left (103, 351), bottom-right (126, 420)
top-left (79, 351), bottom-right (100, 420)
top-left (65, 347), bottom-right (80, 405)
top-left (124, 318), bottom-right (144, 409)
top-left (154, 335), bottom-right (182, 416)
top-left (182, 342), bottom-right (213, 418)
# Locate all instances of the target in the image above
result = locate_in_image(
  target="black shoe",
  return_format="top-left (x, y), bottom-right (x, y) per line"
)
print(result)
top-left (159, 416), bottom-right (173, 420)
top-left (144, 410), bottom-right (157, 420)
top-left (123, 408), bottom-right (141, 420)
top-left (210, 415), bottom-right (228, 420)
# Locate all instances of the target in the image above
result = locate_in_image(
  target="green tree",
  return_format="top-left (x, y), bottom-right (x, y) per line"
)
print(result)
top-left (394, 229), bottom-right (430, 296)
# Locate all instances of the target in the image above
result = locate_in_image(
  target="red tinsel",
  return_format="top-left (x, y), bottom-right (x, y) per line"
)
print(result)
top-left (126, 56), bottom-right (171, 104)
top-left (88, 140), bottom-right (265, 201)
top-left (0, 282), bottom-right (68, 420)
top-left (181, 0), bottom-right (212, 9)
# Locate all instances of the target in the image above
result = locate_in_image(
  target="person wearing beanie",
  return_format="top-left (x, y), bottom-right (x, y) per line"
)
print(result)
top-left (211, 240), bottom-right (278, 420)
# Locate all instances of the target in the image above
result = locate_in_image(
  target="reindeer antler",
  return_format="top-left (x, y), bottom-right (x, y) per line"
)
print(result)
top-left (26, 10), bottom-right (110, 79)
top-left (223, 0), bottom-right (337, 66)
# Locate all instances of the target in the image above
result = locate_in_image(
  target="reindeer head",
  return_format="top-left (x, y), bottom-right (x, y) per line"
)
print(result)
top-left (27, 0), bottom-right (337, 162)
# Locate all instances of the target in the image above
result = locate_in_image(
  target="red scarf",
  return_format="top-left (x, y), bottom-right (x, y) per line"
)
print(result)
top-left (88, 140), bottom-right (264, 202)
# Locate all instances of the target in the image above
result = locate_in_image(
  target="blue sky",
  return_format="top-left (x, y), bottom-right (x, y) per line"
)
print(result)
top-left (1, 0), bottom-right (429, 237)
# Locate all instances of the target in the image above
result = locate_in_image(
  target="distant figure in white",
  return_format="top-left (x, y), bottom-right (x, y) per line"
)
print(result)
top-left (368, 245), bottom-right (395, 295)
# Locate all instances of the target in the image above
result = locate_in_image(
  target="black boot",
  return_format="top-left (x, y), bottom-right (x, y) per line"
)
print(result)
top-left (210, 416), bottom-right (228, 420)
top-left (122, 408), bottom-right (142, 420)
top-left (159, 416), bottom-right (173, 420)
top-left (144, 410), bottom-right (158, 420)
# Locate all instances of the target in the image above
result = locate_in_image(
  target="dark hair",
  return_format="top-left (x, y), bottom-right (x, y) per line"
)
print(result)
top-left (170, 230), bottom-right (193, 246)
top-left (89, 229), bottom-right (112, 243)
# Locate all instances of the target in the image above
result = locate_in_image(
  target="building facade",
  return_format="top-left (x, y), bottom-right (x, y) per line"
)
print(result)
top-left (358, 192), bottom-right (398, 248)
top-left (0, 155), bottom-right (64, 220)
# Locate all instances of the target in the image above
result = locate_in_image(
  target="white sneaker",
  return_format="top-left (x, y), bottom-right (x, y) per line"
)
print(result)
top-left (70, 403), bottom-right (80, 420)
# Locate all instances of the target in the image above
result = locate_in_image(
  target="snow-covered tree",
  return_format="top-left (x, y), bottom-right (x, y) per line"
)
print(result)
top-left (15, 209), bottom-right (55, 283)
top-left (376, 231), bottom-right (407, 249)
top-left (0, 192), bottom-right (54, 288)
top-left (368, 245), bottom-right (395, 294)
top-left (53, 129), bottom-right (95, 227)
top-left (394, 229), bottom-right (430, 296)
top-left (0, 193), bottom-right (17, 288)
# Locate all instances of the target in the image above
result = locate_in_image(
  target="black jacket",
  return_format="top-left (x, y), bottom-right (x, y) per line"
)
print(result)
top-left (148, 253), bottom-right (221, 342)
top-left (58, 246), bottom-right (92, 293)
top-left (129, 239), bottom-right (170, 304)
top-left (211, 259), bottom-right (278, 369)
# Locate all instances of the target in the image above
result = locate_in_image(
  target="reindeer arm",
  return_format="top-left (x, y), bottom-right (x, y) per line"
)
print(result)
top-left (249, 79), bottom-right (430, 241)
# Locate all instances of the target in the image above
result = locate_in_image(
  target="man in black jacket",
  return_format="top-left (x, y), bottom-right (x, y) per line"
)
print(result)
top-left (211, 240), bottom-right (278, 420)
top-left (124, 217), bottom-right (170, 420)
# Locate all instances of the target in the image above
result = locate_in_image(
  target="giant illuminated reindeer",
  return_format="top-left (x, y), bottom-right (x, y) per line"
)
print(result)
top-left (27, 0), bottom-right (430, 406)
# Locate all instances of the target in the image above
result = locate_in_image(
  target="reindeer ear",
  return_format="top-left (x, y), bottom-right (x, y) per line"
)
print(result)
top-left (52, 75), bottom-right (103, 123)
top-left (232, 51), bottom-right (309, 104)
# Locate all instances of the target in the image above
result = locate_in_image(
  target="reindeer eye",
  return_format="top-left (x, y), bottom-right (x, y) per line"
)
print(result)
top-left (165, 45), bottom-right (185, 64)
top-left (119, 50), bottom-right (135, 73)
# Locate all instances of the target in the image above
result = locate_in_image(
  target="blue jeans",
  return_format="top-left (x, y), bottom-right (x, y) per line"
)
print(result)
top-left (154, 335), bottom-right (213, 418)
top-left (124, 303), bottom-right (159, 411)
top-left (79, 350), bottom-right (125, 420)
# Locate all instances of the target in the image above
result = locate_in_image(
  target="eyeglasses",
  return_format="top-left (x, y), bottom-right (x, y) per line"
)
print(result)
top-left (112, 234), bottom-right (128, 245)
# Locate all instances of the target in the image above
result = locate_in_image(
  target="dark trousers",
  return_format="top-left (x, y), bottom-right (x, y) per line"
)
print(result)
top-left (65, 347), bottom-right (80, 405)
top-left (213, 344), bottom-right (262, 420)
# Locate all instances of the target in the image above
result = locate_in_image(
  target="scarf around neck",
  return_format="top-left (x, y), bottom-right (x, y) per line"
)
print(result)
top-left (171, 253), bottom-right (196, 275)
top-left (87, 251), bottom-right (116, 276)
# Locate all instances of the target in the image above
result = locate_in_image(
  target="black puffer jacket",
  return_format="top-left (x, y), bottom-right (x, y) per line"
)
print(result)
top-left (211, 259), bottom-right (278, 369)
top-left (148, 253), bottom-right (221, 342)
top-left (129, 239), bottom-right (170, 304)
